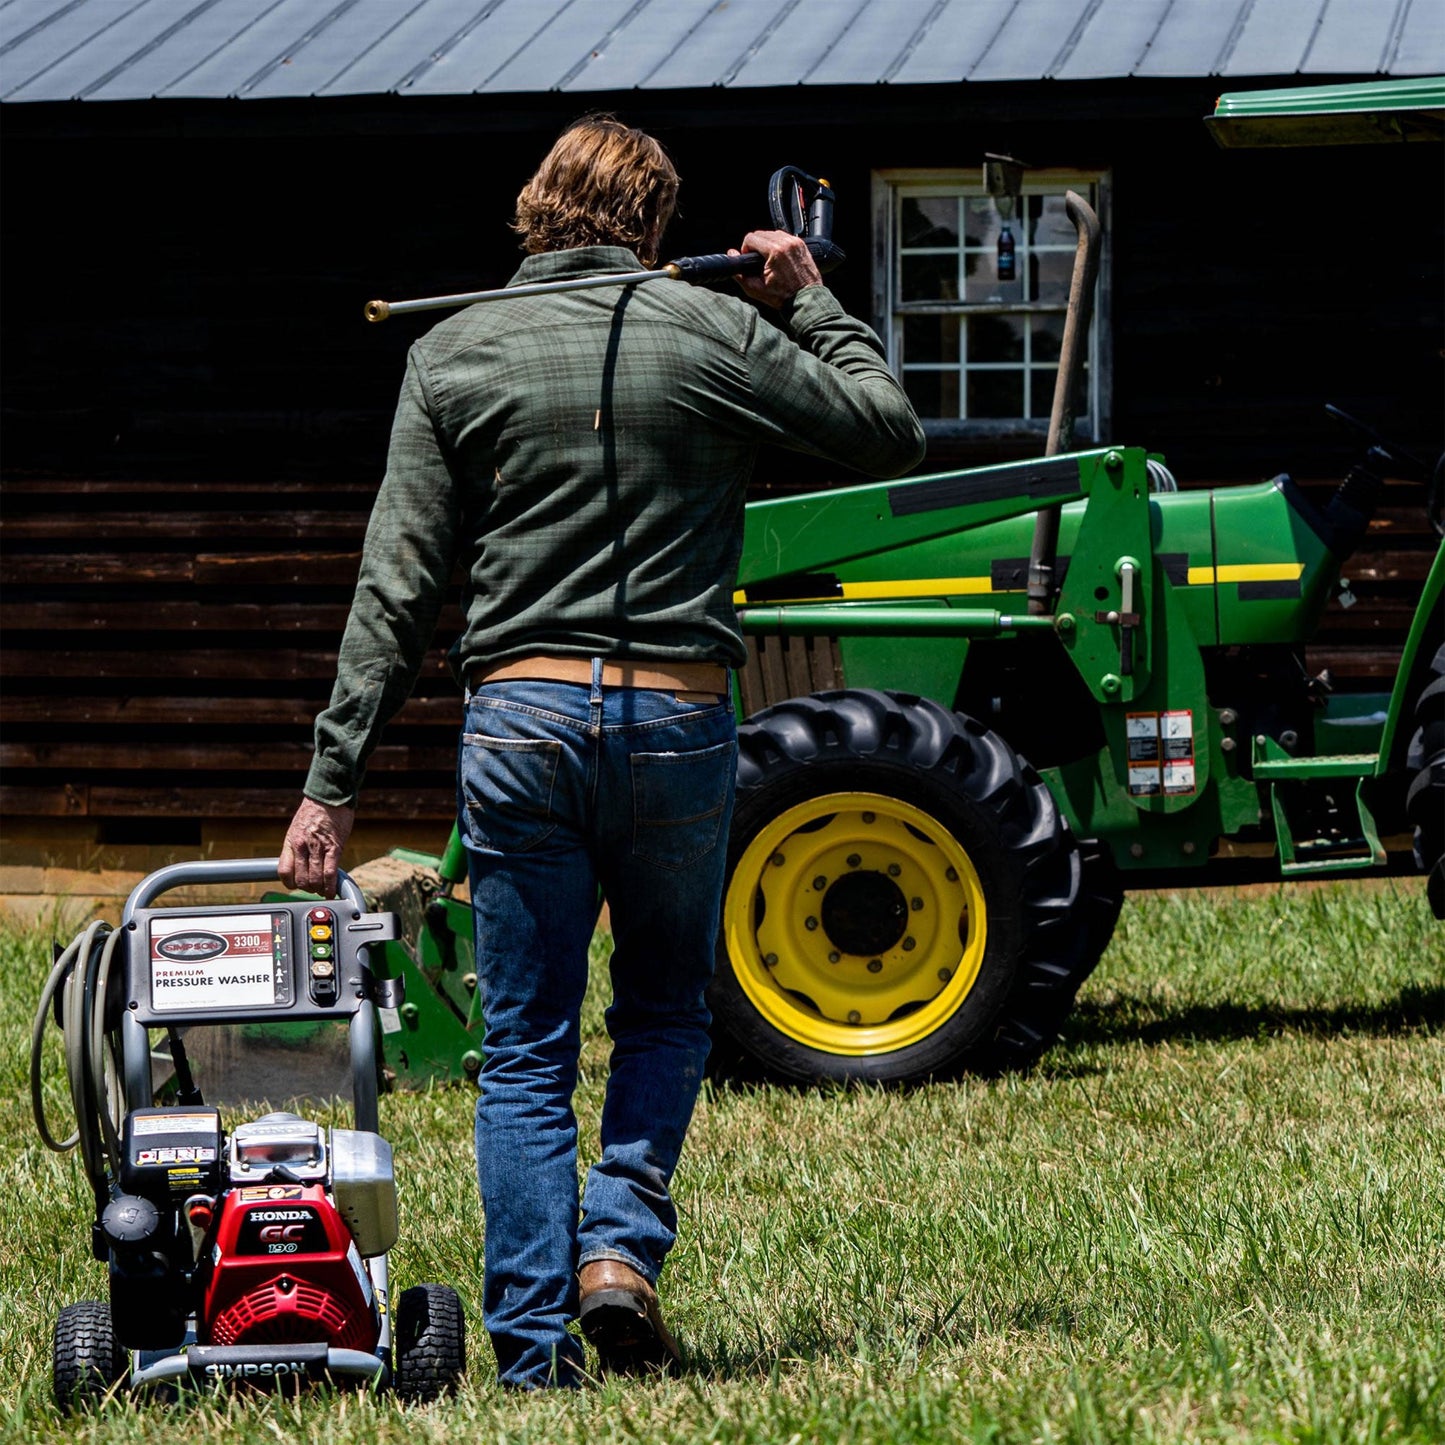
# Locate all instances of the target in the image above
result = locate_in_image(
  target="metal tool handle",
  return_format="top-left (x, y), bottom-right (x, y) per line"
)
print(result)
top-left (123, 857), bottom-right (365, 924)
top-left (1027, 189), bottom-right (1102, 616)
top-left (667, 250), bottom-right (765, 283)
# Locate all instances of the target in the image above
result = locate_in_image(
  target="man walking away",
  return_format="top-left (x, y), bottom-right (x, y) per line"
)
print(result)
top-left (281, 116), bottom-right (925, 1388)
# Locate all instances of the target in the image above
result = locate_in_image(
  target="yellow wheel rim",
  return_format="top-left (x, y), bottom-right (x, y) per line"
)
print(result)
top-left (722, 791), bottom-right (987, 1057)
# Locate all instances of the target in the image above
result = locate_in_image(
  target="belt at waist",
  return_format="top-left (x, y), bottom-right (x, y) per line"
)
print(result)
top-left (471, 655), bottom-right (729, 695)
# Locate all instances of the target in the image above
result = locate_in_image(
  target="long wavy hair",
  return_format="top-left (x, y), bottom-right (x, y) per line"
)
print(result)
top-left (513, 116), bottom-right (679, 266)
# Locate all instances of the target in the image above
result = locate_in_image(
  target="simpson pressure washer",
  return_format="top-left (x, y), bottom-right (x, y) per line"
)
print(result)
top-left (32, 858), bottom-right (466, 1409)
top-left (363, 165), bottom-right (843, 321)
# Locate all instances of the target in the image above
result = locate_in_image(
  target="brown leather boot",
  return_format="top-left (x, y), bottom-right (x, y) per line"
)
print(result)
top-left (577, 1259), bottom-right (682, 1375)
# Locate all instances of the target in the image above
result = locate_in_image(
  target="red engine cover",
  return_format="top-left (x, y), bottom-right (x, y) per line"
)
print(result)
top-left (202, 1185), bottom-right (378, 1353)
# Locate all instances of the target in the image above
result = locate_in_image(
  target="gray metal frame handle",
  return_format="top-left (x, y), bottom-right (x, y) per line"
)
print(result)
top-left (123, 857), bottom-right (364, 925)
top-left (120, 858), bottom-right (379, 1130)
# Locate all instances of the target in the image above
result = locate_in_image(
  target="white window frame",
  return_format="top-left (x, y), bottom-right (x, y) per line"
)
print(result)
top-left (872, 168), bottom-right (1112, 443)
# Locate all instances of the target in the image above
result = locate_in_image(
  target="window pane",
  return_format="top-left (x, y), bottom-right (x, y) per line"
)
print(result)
top-left (1030, 369), bottom-right (1058, 420)
top-left (903, 315), bottom-right (961, 364)
top-left (901, 253), bottom-right (958, 301)
top-left (967, 370), bottom-right (1023, 419)
top-left (1031, 313), bottom-right (1065, 362)
top-left (1030, 249), bottom-right (1074, 304)
top-left (900, 196), bottom-right (959, 249)
top-left (904, 369), bottom-right (960, 419)
top-left (964, 196), bottom-right (994, 248)
top-left (1029, 193), bottom-right (1079, 248)
top-left (963, 251), bottom-right (1023, 304)
top-left (1031, 365), bottom-right (1088, 420)
top-left (969, 314), bottom-right (1025, 363)
top-left (901, 369), bottom-right (959, 421)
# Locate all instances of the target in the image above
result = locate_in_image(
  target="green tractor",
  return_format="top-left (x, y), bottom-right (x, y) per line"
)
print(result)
top-left (352, 78), bottom-right (1443, 1091)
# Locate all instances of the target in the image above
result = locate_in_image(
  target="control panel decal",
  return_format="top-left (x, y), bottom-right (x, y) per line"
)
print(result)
top-left (149, 911), bottom-right (290, 1012)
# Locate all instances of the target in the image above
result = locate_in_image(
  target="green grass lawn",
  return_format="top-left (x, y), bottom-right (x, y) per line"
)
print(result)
top-left (3, 881), bottom-right (1443, 1442)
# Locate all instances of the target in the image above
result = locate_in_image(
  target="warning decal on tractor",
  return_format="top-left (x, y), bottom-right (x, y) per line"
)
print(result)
top-left (149, 911), bottom-right (288, 1012)
top-left (1161, 710), bottom-right (1197, 795)
top-left (1126, 713), bottom-right (1161, 795)
top-left (1126, 710), bottom-right (1197, 796)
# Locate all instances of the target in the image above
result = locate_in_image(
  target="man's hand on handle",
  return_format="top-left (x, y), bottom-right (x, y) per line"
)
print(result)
top-left (280, 797), bottom-right (355, 898)
top-left (731, 230), bottom-right (824, 309)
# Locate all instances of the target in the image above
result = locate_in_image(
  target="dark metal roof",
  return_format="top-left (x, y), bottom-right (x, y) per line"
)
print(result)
top-left (2, 0), bottom-right (1440, 103)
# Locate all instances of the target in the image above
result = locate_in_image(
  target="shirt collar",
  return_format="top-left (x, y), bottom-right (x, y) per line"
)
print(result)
top-left (508, 246), bottom-right (647, 286)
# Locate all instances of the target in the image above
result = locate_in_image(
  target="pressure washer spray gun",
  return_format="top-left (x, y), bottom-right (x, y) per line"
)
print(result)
top-left (363, 166), bottom-right (843, 322)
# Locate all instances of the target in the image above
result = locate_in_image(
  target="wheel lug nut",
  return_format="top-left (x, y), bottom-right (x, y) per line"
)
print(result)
top-left (827, 951), bottom-right (840, 963)
top-left (846, 854), bottom-right (861, 868)
top-left (887, 863), bottom-right (901, 877)
top-left (771, 853), bottom-right (785, 867)
top-left (902, 937), bottom-right (916, 951)
top-left (938, 967), bottom-right (952, 982)
top-left (812, 876), bottom-right (827, 891)
top-left (847, 1011), bottom-right (861, 1024)
top-left (861, 812), bottom-right (875, 823)
top-left (866, 959), bottom-right (883, 973)
top-left (945, 867), bottom-right (958, 881)
top-left (911, 897), bottom-right (923, 911)
top-left (804, 916), bottom-right (818, 931)
top-left (764, 952), bottom-right (778, 966)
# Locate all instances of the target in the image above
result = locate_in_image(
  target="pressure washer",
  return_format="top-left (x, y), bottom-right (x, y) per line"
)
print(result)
top-left (32, 858), bottom-right (466, 1410)
top-left (363, 165), bottom-right (843, 321)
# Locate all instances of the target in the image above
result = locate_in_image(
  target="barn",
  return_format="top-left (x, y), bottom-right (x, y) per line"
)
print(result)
top-left (1, 0), bottom-right (1441, 916)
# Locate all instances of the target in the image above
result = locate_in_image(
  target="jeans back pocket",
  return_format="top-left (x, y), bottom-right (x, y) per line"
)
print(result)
top-left (461, 733), bottom-right (562, 854)
top-left (631, 738), bottom-right (736, 871)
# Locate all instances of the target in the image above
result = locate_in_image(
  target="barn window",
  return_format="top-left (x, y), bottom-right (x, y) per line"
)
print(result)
top-left (872, 170), bottom-right (1111, 441)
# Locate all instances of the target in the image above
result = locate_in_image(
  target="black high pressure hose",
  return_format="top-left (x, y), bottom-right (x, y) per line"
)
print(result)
top-left (31, 919), bottom-right (129, 1212)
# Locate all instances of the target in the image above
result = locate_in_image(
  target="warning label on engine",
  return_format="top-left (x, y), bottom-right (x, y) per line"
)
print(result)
top-left (1126, 710), bottom-right (1196, 796)
top-left (149, 912), bottom-right (286, 1012)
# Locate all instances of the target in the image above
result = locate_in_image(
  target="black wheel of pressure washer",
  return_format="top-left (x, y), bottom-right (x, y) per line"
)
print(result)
top-left (53, 1301), bottom-right (126, 1412)
top-left (1406, 645), bottom-right (1445, 920)
top-left (710, 689), bottom-right (1093, 1084)
top-left (393, 1283), bottom-right (465, 1403)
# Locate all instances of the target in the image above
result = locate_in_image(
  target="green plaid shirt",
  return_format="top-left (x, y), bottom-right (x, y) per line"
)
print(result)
top-left (306, 246), bottom-right (924, 806)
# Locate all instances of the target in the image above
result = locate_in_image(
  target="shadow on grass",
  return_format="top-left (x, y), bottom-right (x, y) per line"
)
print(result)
top-left (680, 1293), bottom-right (1069, 1381)
top-left (1057, 982), bottom-right (1445, 1058)
top-left (702, 986), bottom-right (1445, 1096)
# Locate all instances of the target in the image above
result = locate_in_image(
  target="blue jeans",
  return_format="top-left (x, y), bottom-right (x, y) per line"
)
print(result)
top-left (457, 662), bottom-right (737, 1388)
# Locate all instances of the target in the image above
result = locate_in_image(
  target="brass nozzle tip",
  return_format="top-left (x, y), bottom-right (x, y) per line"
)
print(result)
top-left (364, 299), bottom-right (390, 323)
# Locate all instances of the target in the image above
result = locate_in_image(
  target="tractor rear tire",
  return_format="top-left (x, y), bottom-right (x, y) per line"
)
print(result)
top-left (393, 1283), bottom-right (465, 1403)
top-left (53, 1301), bottom-right (126, 1412)
top-left (1074, 837), bottom-right (1125, 984)
top-left (1406, 646), bottom-right (1445, 919)
top-left (710, 690), bottom-right (1095, 1084)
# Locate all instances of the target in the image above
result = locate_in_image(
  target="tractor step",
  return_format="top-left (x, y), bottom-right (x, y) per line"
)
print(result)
top-left (1252, 747), bottom-right (1386, 876)
top-left (1250, 739), bottom-right (1386, 875)
top-left (1250, 751), bottom-right (1376, 781)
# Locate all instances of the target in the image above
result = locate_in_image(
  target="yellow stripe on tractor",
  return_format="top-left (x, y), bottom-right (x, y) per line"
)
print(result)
top-left (1187, 563), bottom-right (1306, 585)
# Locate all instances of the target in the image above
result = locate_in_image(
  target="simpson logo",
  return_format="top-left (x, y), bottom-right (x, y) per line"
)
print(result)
top-left (205, 1361), bottom-right (306, 1379)
top-left (157, 931), bottom-right (229, 961)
